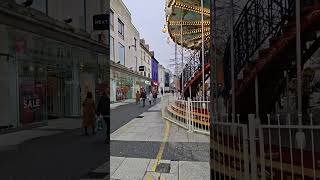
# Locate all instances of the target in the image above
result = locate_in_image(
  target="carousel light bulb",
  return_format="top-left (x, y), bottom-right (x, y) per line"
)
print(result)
top-left (162, 25), bottom-right (167, 33)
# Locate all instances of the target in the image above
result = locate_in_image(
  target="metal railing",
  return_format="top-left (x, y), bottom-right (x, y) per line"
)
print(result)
top-left (212, 113), bottom-right (320, 179)
top-left (161, 94), bottom-right (210, 135)
top-left (223, 0), bottom-right (295, 92)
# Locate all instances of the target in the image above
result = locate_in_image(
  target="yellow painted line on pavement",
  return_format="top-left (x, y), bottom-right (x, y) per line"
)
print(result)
top-left (146, 120), bottom-right (171, 180)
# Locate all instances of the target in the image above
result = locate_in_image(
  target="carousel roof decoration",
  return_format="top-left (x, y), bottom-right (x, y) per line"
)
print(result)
top-left (165, 0), bottom-right (211, 50)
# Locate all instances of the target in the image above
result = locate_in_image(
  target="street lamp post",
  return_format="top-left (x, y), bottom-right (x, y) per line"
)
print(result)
top-left (201, 0), bottom-right (205, 100)
top-left (296, 0), bottom-right (302, 126)
top-left (180, 14), bottom-right (184, 98)
top-left (230, 0), bottom-right (235, 123)
top-left (295, 0), bottom-right (305, 150)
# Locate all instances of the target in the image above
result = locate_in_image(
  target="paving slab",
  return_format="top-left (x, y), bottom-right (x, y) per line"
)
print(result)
top-left (110, 156), bottom-right (125, 176)
top-left (111, 158), bottom-right (150, 180)
top-left (146, 159), bottom-right (157, 172)
top-left (161, 173), bottom-right (178, 180)
top-left (179, 161), bottom-right (210, 180)
top-left (143, 171), bottom-right (161, 180)
top-left (169, 161), bottom-right (179, 174)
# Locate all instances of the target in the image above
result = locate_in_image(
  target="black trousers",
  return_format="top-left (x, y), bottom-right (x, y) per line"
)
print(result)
top-left (103, 116), bottom-right (110, 140)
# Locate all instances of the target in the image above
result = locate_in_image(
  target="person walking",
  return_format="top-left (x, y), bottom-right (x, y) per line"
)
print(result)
top-left (82, 92), bottom-right (95, 136)
top-left (97, 91), bottom-right (110, 143)
top-left (141, 89), bottom-right (147, 107)
top-left (153, 91), bottom-right (157, 104)
top-left (148, 91), bottom-right (153, 106)
top-left (135, 90), bottom-right (140, 105)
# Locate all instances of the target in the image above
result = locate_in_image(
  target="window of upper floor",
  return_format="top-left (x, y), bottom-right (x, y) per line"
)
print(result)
top-left (110, 9), bottom-right (114, 31)
top-left (134, 37), bottom-right (137, 51)
top-left (118, 18), bottom-right (124, 40)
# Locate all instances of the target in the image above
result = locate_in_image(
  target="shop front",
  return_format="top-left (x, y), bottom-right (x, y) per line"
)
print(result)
top-left (145, 80), bottom-right (151, 92)
top-left (110, 63), bottom-right (152, 102)
top-left (152, 81), bottom-right (159, 93)
top-left (0, 24), bottom-right (106, 128)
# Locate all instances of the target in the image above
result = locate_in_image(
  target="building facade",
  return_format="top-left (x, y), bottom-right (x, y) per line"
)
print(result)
top-left (139, 39), bottom-right (152, 79)
top-left (158, 64), bottom-right (165, 92)
top-left (0, 0), bottom-right (108, 129)
top-left (151, 57), bottom-right (159, 91)
top-left (109, 0), bottom-right (152, 102)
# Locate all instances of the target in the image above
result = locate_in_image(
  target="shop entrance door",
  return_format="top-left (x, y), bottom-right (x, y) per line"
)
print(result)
top-left (47, 76), bottom-right (64, 119)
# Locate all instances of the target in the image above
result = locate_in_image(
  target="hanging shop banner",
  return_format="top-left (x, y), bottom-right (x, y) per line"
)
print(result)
top-left (139, 66), bottom-right (145, 71)
top-left (20, 83), bottom-right (45, 124)
top-left (145, 80), bottom-right (151, 86)
top-left (93, 14), bottom-right (109, 30)
top-left (152, 81), bottom-right (159, 86)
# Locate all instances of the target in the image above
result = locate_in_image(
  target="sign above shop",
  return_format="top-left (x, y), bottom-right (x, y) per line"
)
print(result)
top-left (152, 81), bottom-right (159, 86)
top-left (93, 14), bottom-right (109, 30)
top-left (139, 66), bottom-right (145, 72)
top-left (145, 80), bottom-right (151, 85)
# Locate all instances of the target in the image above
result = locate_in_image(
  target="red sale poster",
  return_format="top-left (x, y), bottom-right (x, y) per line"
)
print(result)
top-left (20, 83), bottom-right (45, 124)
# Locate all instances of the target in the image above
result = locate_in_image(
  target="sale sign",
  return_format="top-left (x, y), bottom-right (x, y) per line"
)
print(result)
top-left (20, 83), bottom-right (44, 124)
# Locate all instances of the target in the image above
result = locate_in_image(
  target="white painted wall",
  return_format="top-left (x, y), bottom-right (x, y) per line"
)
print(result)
top-left (139, 41), bottom-right (152, 79)
top-left (110, 0), bottom-right (140, 71)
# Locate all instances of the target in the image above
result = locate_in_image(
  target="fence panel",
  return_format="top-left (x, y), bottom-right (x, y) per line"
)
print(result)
top-left (161, 94), bottom-right (210, 135)
top-left (255, 113), bottom-right (320, 180)
top-left (211, 119), bottom-right (250, 180)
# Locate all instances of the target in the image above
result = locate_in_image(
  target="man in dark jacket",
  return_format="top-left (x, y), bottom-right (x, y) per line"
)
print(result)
top-left (97, 91), bottom-right (110, 144)
top-left (153, 91), bottom-right (157, 104)
top-left (140, 89), bottom-right (147, 107)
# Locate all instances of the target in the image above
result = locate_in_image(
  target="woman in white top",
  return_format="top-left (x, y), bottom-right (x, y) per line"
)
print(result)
top-left (148, 91), bottom-right (153, 106)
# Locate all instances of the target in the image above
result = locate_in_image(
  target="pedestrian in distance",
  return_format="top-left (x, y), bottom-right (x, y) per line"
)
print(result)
top-left (153, 91), bottom-right (157, 104)
top-left (135, 90), bottom-right (140, 105)
top-left (141, 89), bottom-right (147, 107)
top-left (82, 92), bottom-right (95, 136)
top-left (97, 91), bottom-right (110, 144)
top-left (148, 91), bottom-right (153, 106)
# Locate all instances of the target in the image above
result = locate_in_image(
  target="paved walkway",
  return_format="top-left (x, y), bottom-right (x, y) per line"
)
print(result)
top-left (87, 101), bottom-right (210, 180)
top-left (111, 99), bottom-right (136, 109)
top-left (0, 118), bottom-right (81, 149)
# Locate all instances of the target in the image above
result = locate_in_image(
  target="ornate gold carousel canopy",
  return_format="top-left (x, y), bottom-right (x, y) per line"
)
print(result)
top-left (165, 0), bottom-right (211, 50)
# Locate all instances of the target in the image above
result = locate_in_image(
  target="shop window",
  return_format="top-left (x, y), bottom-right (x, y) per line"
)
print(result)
top-left (118, 43), bottom-right (125, 65)
top-left (118, 19), bottom-right (124, 39)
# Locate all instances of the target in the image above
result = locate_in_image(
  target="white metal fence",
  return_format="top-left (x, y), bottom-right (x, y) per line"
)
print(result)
top-left (211, 113), bottom-right (320, 180)
top-left (161, 94), bottom-right (210, 135)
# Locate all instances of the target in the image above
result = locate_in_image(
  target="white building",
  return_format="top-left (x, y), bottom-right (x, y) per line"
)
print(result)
top-left (158, 64), bottom-right (166, 92)
top-left (109, 0), bottom-right (152, 101)
top-left (139, 39), bottom-right (152, 79)
top-left (110, 0), bottom-right (140, 68)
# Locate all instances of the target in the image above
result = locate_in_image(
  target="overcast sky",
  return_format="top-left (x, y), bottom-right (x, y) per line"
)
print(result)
top-left (122, 0), bottom-right (174, 71)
